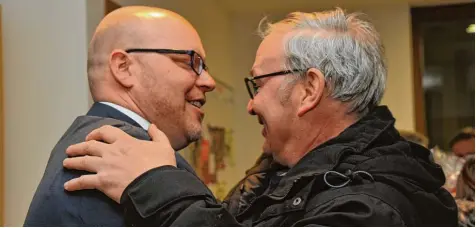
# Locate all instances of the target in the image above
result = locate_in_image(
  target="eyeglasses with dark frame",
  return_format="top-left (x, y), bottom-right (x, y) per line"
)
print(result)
top-left (125, 48), bottom-right (208, 76)
top-left (244, 69), bottom-right (303, 99)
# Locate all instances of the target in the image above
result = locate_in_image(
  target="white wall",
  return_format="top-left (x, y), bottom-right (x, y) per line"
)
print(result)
top-left (86, 0), bottom-right (106, 106)
top-left (0, 0), bottom-right (93, 225)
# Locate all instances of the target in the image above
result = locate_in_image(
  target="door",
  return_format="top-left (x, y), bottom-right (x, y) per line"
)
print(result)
top-left (411, 3), bottom-right (475, 150)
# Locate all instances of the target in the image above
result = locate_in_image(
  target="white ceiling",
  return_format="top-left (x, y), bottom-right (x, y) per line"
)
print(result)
top-left (219, 0), bottom-right (474, 13)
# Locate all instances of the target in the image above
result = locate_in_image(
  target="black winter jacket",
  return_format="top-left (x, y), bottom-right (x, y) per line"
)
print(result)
top-left (120, 106), bottom-right (458, 226)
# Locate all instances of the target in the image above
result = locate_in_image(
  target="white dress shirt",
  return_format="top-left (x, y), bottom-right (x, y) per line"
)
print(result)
top-left (100, 102), bottom-right (150, 130)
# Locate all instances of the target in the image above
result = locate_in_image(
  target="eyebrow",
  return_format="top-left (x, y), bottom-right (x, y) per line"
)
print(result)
top-left (249, 56), bottom-right (281, 77)
top-left (195, 49), bottom-right (206, 60)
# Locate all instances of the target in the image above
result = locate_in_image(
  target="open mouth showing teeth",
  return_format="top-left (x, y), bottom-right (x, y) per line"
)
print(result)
top-left (188, 100), bottom-right (204, 108)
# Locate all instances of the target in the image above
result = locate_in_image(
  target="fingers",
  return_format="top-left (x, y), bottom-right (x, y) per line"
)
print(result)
top-left (86, 125), bottom-right (130, 144)
top-left (148, 124), bottom-right (169, 142)
top-left (63, 155), bottom-right (103, 173)
top-left (66, 140), bottom-right (108, 157)
top-left (64, 174), bottom-right (100, 192)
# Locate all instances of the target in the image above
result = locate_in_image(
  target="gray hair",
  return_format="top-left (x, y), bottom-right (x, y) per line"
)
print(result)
top-left (259, 8), bottom-right (386, 115)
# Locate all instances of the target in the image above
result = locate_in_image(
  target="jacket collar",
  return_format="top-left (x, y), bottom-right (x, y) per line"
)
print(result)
top-left (269, 106), bottom-right (397, 197)
top-left (87, 102), bottom-right (143, 129)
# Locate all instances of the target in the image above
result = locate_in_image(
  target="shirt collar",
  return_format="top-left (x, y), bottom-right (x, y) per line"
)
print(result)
top-left (100, 102), bottom-right (150, 131)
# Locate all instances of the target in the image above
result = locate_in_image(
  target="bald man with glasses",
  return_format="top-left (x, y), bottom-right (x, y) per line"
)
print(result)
top-left (24, 6), bottom-right (215, 226)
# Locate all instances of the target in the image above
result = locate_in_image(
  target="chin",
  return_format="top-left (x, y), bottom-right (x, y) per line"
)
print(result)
top-left (262, 139), bottom-right (272, 153)
top-left (171, 128), bottom-right (202, 151)
top-left (271, 153), bottom-right (287, 166)
top-left (263, 143), bottom-right (287, 166)
top-left (262, 147), bottom-right (273, 155)
top-left (186, 126), bottom-right (202, 143)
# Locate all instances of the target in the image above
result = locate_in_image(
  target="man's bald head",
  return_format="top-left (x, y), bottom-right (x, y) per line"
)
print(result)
top-left (87, 6), bottom-right (200, 99)
top-left (85, 5), bottom-right (215, 151)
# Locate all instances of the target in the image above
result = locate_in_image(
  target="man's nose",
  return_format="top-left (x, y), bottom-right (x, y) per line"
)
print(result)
top-left (247, 99), bottom-right (256, 115)
top-left (197, 71), bottom-right (216, 92)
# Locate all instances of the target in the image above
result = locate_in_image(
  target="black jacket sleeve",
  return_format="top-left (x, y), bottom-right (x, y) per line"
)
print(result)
top-left (120, 167), bottom-right (407, 226)
top-left (120, 166), bottom-right (244, 226)
top-left (294, 194), bottom-right (405, 226)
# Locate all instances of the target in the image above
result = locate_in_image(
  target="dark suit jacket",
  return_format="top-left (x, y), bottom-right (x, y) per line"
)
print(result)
top-left (24, 103), bottom-right (196, 226)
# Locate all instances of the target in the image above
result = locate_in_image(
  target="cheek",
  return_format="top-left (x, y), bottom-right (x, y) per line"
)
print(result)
top-left (261, 103), bottom-right (287, 131)
top-left (454, 140), bottom-right (475, 153)
top-left (266, 104), bottom-right (296, 139)
top-left (159, 80), bottom-right (195, 108)
top-left (254, 84), bottom-right (294, 127)
top-left (174, 76), bottom-right (197, 98)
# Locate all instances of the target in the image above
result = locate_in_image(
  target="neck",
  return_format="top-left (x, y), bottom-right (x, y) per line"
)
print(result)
top-left (93, 90), bottom-right (148, 122)
top-left (284, 101), bottom-right (359, 167)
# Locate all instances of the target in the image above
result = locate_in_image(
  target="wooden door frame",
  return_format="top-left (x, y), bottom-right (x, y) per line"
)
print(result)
top-left (105, 0), bottom-right (121, 15)
top-left (410, 3), bottom-right (475, 135)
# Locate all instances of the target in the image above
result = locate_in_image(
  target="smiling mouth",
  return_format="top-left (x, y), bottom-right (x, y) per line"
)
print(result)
top-left (187, 100), bottom-right (205, 109)
top-left (258, 116), bottom-right (264, 125)
top-left (187, 99), bottom-right (206, 121)
top-left (258, 116), bottom-right (267, 136)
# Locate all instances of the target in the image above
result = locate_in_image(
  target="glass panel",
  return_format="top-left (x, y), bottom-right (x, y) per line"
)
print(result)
top-left (421, 18), bottom-right (475, 150)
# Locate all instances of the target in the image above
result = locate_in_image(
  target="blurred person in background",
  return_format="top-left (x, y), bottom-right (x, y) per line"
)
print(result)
top-left (399, 129), bottom-right (429, 148)
top-left (436, 127), bottom-right (476, 195)
top-left (450, 127), bottom-right (475, 158)
top-left (455, 156), bottom-right (475, 227)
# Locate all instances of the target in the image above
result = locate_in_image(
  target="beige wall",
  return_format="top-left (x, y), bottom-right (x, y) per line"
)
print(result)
top-left (0, 0), bottom-right (96, 225)
top-left (365, 4), bottom-right (415, 131)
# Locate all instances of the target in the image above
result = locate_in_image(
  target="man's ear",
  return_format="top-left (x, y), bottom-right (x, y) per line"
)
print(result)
top-left (109, 49), bottom-right (135, 88)
top-left (297, 68), bottom-right (325, 117)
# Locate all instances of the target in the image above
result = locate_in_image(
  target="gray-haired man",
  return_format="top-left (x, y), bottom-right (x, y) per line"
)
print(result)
top-left (62, 8), bottom-right (458, 226)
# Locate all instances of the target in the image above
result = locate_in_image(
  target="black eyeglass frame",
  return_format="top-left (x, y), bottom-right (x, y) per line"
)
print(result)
top-left (244, 69), bottom-right (303, 99)
top-left (125, 48), bottom-right (208, 76)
